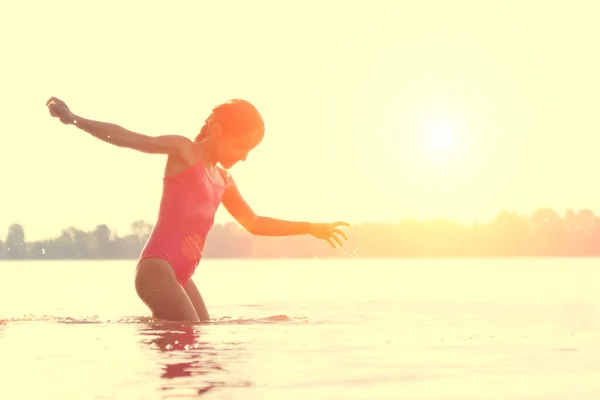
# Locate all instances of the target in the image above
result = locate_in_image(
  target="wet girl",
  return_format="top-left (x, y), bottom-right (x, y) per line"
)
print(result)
top-left (46, 97), bottom-right (349, 322)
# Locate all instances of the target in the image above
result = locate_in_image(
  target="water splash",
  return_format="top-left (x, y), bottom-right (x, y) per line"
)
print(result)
top-left (0, 314), bottom-right (315, 325)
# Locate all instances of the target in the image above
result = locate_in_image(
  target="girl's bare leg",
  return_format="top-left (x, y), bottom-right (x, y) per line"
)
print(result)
top-left (184, 278), bottom-right (210, 322)
top-left (135, 258), bottom-right (199, 322)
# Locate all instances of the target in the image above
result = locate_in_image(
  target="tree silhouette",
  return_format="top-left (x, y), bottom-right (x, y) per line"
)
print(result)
top-left (2, 208), bottom-right (600, 260)
top-left (131, 220), bottom-right (153, 245)
top-left (3, 223), bottom-right (27, 258)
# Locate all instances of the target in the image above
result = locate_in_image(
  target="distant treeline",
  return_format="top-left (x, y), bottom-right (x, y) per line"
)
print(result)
top-left (1, 208), bottom-right (600, 259)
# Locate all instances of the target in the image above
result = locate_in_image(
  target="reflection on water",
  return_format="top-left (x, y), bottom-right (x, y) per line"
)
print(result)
top-left (139, 321), bottom-right (252, 396)
top-left (3, 259), bottom-right (600, 399)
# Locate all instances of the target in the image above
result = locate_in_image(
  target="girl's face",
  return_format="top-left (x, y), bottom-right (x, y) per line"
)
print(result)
top-left (216, 128), bottom-right (263, 169)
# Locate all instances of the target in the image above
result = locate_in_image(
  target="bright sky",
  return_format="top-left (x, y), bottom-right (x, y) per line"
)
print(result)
top-left (1, 0), bottom-right (599, 241)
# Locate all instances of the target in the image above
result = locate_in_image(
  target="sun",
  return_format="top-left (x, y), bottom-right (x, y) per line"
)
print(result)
top-left (420, 116), bottom-right (464, 162)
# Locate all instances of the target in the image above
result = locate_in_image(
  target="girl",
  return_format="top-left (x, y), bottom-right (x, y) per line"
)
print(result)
top-left (46, 97), bottom-right (349, 322)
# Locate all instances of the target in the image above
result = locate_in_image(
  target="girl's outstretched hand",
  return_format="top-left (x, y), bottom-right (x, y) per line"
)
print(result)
top-left (46, 97), bottom-right (75, 125)
top-left (309, 222), bottom-right (350, 248)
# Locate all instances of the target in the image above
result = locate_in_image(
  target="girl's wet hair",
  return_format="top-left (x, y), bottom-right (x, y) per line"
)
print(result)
top-left (195, 99), bottom-right (264, 142)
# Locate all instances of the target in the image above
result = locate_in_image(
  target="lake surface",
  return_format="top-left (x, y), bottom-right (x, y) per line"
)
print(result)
top-left (1, 258), bottom-right (600, 399)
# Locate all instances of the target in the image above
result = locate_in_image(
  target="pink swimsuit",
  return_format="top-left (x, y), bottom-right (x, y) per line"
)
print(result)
top-left (139, 162), bottom-right (226, 286)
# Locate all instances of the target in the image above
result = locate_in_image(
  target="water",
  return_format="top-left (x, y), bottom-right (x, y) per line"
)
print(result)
top-left (1, 258), bottom-right (600, 399)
